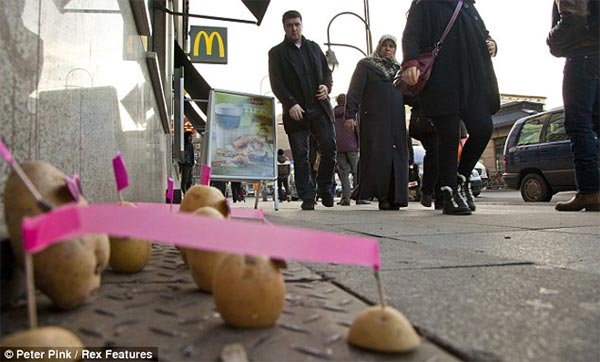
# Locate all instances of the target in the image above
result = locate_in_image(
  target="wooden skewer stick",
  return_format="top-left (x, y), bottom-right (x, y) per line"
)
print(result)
top-left (9, 161), bottom-right (49, 329)
top-left (25, 253), bottom-right (38, 329)
top-left (11, 161), bottom-right (52, 211)
top-left (374, 268), bottom-right (387, 309)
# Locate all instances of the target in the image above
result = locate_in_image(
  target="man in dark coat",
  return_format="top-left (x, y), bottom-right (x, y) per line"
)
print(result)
top-left (548, 0), bottom-right (600, 212)
top-left (268, 10), bottom-right (337, 211)
top-left (401, 0), bottom-right (500, 215)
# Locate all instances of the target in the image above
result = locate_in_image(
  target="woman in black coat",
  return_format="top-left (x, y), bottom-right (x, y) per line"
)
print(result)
top-left (401, 0), bottom-right (500, 215)
top-left (344, 34), bottom-right (409, 210)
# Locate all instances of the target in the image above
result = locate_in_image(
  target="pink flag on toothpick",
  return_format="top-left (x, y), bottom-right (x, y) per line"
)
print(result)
top-left (0, 138), bottom-right (13, 163)
top-left (166, 177), bottom-right (174, 202)
top-left (64, 174), bottom-right (81, 202)
top-left (200, 164), bottom-right (211, 185)
top-left (112, 152), bottom-right (129, 191)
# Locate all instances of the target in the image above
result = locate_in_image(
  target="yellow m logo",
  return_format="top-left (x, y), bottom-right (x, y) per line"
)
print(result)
top-left (193, 31), bottom-right (225, 58)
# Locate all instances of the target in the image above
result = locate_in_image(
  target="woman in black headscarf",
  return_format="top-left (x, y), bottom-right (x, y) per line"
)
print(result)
top-left (401, 0), bottom-right (500, 215)
top-left (344, 34), bottom-right (409, 210)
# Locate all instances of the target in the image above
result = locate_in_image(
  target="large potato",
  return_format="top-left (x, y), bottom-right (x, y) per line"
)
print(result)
top-left (212, 254), bottom-right (285, 328)
top-left (184, 207), bottom-right (228, 292)
top-left (347, 305), bottom-right (421, 353)
top-left (109, 202), bottom-right (152, 273)
top-left (180, 185), bottom-right (230, 217)
top-left (0, 326), bottom-right (83, 362)
top-left (3, 161), bottom-right (110, 309)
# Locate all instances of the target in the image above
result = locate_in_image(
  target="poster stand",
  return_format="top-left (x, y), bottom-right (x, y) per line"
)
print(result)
top-left (200, 89), bottom-right (279, 211)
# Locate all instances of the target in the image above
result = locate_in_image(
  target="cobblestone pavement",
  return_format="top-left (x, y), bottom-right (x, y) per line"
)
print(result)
top-left (1, 243), bottom-right (457, 361)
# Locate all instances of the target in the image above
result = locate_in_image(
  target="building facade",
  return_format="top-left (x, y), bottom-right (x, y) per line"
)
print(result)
top-left (0, 0), bottom-right (182, 238)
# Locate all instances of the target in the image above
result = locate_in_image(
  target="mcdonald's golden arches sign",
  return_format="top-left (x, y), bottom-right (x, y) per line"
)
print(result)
top-left (189, 26), bottom-right (228, 64)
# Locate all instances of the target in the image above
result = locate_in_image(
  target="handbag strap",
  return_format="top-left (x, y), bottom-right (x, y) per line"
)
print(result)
top-left (435, 0), bottom-right (464, 51)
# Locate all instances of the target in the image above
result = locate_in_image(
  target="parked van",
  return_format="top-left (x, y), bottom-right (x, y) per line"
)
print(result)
top-left (502, 107), bottom-right (595, 202)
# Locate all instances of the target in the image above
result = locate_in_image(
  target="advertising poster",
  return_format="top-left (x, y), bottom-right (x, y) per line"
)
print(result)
top-left (206, 89), bottom-right (276, 180)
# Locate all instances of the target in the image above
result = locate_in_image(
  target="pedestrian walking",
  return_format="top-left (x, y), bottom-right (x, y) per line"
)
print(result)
top-left (268, 10), bottom-right (337, 211)
top-left (180, 131), bottom-right (195, 194)
top-left (401, 0), bottom-right (500, 215)
top-left (548, 0), bottom-right (600, 212)
top-left (277, 149), bottom-right (291, 201)
top-left (231, 181), bottom-right (245, 203)
top-left (344, 34), bottom-right (409, 211)
top-left (334, 94), bottom-right (360, 206)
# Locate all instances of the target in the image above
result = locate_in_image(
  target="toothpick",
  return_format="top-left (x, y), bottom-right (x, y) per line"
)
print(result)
top-left (374, 269), bottom-right (387, 309)
top-left (11, 161), bottom-right (51, 211)
top-left (25, 253), bottom-right (38, 329)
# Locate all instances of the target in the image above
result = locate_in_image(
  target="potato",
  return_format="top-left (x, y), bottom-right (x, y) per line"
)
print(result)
top-left (180, 185), bottom-right (230, 217)
top-left (212, 254), bottom-right (285, 328)
top-left (109, 202), bottom-right (152, 273)
top-left (347, 305), bottom-right (421, 353)
top-left (3, 161), bottom-right (110, 309)
top-left (0, 326), bottom-right (83, 361)
top-left (183, 207), bottom-right (228, 292)
top-left (178, 186), bottom-right (229, 266)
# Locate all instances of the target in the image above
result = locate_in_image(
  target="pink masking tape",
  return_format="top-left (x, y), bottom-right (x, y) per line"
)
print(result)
top-left (229, 208), bottom-right (269, 223)
top-left (0, 139), bottom-right (14, 163)
top-left (112, 152), bottom-right (129, 191)
top-left (166, 178), bottom-right (174, 201)
top-left (199, 164), bottom-right (211, 185)
top-left (135, 202), bottom-right (268, 223)
top-left (22, 203), bottom-right (380, 269)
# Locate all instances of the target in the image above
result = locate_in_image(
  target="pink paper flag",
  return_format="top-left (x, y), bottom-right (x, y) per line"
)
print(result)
top-left (22, 203), bottom-right (380, 269)
top-left (112, 152), bottom-right (129, 191)
top-left (64, 174), bottom-right (81, 202)
top-left (200, 164), bottom-right (211, 185)
top-left (0, 138), bottom-right (13, 163)
top-left (166, 178), bottom-right (174, 201)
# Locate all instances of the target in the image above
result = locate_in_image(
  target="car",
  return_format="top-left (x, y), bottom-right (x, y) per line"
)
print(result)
top-left (502, 107), bottom-right (596, 202)
top-left (473, 161), bottom-right (488, 192)
top-left (469, 168), bottom-right (483, 197)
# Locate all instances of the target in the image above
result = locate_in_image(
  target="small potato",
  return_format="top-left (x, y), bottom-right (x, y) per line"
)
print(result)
top-left (212, 254), bottom-right (285, 328)
top-left (184, 207), bottom-right (227, 292)
top-left (0, 326), bottom-right (83, 361)
top-left (109, 202), bottom-right (152, 273)
top-left (3, 161), bottom-right (109, 309)
top-left (179, 185), bottom-right (230, 217)
top-left (347, 305), bottom-right (421, 353)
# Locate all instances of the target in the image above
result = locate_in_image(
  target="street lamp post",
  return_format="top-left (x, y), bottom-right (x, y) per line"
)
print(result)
top-left (324, 8), bottom-right (372, 71)
top-left (259, 75), bottom-right (269, 95)
top-left (363, 0), bottom-right (372, 54)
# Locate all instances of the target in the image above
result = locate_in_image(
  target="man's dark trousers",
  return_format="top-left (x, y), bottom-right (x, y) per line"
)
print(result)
top-left (288, 114), bottom-right (336, 202)
top-left (563, 54), bottom-right (600, 194)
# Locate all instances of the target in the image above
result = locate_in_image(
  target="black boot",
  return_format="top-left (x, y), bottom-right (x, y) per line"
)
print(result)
top-left (458, 174), bottom-right (476, 211)
top-left (440, 186), bottom-right (472, 215)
